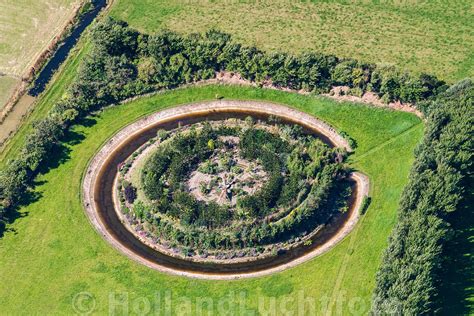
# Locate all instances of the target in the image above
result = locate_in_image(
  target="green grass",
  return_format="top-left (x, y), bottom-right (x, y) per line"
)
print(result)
top-left (0, 85), bottom-right (422, 314)
top-left (110, 0), bottom-right (474, 82)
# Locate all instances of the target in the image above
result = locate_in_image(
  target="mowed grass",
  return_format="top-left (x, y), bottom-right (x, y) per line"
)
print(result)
top-left (0, 84), bottom-right (422, 314)
top-left (110, 0), bottom-right (474, 82)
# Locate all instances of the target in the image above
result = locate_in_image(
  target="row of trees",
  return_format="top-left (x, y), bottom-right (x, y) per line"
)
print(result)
top-left (0, 17), bottom-right (446, 235)
top-left (371, 79), bottom-right (473, 314)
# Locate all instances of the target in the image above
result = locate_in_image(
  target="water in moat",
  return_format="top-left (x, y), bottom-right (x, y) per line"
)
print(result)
top-left (93, 109), bottom-right (359, 275)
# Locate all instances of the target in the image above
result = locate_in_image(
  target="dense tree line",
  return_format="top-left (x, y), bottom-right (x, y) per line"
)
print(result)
top-left (371, 79), bottom-right (473, 314)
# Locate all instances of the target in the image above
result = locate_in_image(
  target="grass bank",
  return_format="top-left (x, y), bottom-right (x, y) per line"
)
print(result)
top-left (0, 85), bottom-right (422, 314)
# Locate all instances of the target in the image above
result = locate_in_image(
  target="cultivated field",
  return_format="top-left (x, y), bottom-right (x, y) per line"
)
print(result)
top-left (0, 0), bottom-right (80, 109)
top-left (111, 0), bottom-right (474, 82)
top-left (0, 85), bottom-right (422, 314)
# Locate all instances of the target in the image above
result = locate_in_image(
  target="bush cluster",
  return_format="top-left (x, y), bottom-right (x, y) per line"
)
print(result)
top-left (140, 123), bottom-right (230, 227)
top-left (123, 120), bottom-right (348, 256)
top-left (371, 79), bottom-right (473, 314)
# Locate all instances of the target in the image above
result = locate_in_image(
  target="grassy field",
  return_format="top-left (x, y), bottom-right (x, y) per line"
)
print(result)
top-left (0, 0), bottom-right (80, 77)
top-left (0, 0), bottom-right (81, 109)
top-left (0, 84), bottom-right (422, 314)
top-left (110, 0), bottom-right (473, 83)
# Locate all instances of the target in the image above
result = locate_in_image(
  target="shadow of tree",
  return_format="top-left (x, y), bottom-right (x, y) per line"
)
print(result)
top-left (37, 129), bottom-right (86, 174)
top-left (0, 189), bottom-right (41, 238)
top-left (0, 118), bottom-right (94, 239)
top-left (79, 116), bottom-right (97, 128)
top-left (437, 186), bottom-right (474, 314)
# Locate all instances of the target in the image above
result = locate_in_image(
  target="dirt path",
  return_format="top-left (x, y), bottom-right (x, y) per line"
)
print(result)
top-left (82, 100), bottom-right (369, 279)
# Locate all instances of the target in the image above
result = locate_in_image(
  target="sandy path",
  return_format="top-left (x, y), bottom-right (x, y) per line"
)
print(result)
top-left (82, 100), bottom-right (369, 279)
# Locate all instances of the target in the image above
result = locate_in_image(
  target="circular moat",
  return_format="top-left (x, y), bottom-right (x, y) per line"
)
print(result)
top-left (82, 100), bottom-right (369, 279)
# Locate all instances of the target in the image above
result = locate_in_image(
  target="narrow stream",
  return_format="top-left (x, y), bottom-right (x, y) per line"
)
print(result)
top-left (28, 0), bottom-right (107, 96)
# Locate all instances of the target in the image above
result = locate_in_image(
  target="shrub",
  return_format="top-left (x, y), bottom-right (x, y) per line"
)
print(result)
top-left (360, 196), bottom-right (371, 215)
top-left (123, 184), bottom-right (137, 204)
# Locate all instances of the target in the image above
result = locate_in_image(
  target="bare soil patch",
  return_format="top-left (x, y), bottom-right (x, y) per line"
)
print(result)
top-left (200, 72), bottom-right (423, 118)
top-left (323, 86), bottom-right (423, 118)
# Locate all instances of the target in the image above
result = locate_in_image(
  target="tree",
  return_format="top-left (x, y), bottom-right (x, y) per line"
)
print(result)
top-left (137, 56), bottom-right (160, 83)
top-left (0, 160), bottom-right (30, 208)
